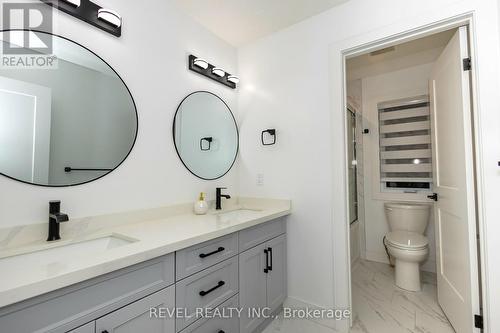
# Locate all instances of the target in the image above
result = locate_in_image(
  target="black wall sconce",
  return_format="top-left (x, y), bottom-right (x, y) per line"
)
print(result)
top-left (40, 0), bottom-right (122, 37)
top-left (188, 55), bottom-right (239, 89)
top-left (261, 129), bottom-right (276, 146)
top-left (200, 137), bottom-right (213, 151)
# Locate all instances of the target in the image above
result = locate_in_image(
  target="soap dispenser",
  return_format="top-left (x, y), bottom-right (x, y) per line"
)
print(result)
top-left (194, 192), bottom-right (209, 215)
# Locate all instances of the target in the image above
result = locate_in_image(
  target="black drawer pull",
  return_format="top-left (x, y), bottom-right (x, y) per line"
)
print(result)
top-left (102, 331), bottom-right (109, 333)
top-left (199, 280), bottom-right (225, 296)
top-left (268, 247), bottom-right (273, 271)
top-left (264, 249), bottom-right (269, 273)
top-left (218, 331), bottom-right (225, 333)
top-left (199, 247), bottom-right (225, 258)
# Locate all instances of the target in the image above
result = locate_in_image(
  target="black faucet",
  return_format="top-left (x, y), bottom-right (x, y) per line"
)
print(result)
top-left (47, 200), bottom-right (69, 241)
top-left (215, 187), bottom-right (231, 210)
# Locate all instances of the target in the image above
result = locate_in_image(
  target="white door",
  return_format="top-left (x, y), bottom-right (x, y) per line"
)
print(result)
top-left (429, 26), bottom-right (480, 333)
top-left (0, 76), bottom-right (51, 184)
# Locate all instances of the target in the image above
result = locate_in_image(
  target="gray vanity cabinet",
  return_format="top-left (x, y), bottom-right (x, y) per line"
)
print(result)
top-left (68, 322), bottom-right (95, 333)
top-left (239, 243), bottom-right (268, 333)
top-left (266, 234), bottom-right (287, 313)
top-left (239, 234), bottom-right (287, 333)
top-left (95, 285), bottom-right (175, 333)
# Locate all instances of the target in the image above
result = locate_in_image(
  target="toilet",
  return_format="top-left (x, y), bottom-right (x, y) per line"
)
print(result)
top-left (384, 202), bottom-right (431, 291)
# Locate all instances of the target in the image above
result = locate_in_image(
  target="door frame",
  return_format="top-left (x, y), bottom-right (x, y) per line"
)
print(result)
top-left (334, 13), bottom-right (487, 333)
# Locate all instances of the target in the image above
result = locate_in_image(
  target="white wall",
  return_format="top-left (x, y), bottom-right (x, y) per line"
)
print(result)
top-left (0, 0), bottom-right (239, 227)
top-left (237, 0), bottom-right (500, 331)
top-left (361, 63), bottom-right (436, 273)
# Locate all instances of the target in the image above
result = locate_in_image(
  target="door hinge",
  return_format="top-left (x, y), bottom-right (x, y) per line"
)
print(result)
top-left (474, 314), bottom-right (483, 329)
top-left (463, 57), bottom-right (472, 71)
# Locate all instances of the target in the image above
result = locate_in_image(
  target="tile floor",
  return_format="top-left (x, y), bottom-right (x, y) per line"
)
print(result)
top-left (262, 259), bottom-right (455, 333)
top-left (350, 260), bottom-right (455, 333)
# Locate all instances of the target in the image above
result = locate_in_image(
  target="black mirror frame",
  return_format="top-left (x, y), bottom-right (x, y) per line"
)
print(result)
top-left (172, 91), bottom-right (239, 181)
top-left (0, 29), bottom-right (138, 187)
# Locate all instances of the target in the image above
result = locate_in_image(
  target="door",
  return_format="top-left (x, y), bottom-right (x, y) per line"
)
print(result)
top-left (95, 286), bottom-right (175, 333)
top-left (429, 26), bottom-right (480, 333)
top-left (266, 235), bottom-right (287, 313)
top-left (68, 322), bottom-right (95, 333)
top-left (0, 76), bottom-right (51, 183)
top-left (239, 243), bottom-right (267, 333)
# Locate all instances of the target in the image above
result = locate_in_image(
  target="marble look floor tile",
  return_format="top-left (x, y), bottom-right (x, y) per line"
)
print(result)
top-left (415, 310), bottom-right (455, 333)
top-left (353, 288), bottom-right (417, 333)
top-left (351, 260), bottom-right (454, 333)
top-left (422, 271), bottom-right (438, 286)
top-left (262, 315), bottom-right (336, 333)
top-left (351, 317), bottom-right (371, 333)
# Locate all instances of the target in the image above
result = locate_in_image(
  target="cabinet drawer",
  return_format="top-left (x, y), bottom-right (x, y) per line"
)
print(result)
top-left (239, 218), bottom-right (285, 252)
top-left (68, 322), bottom-right (95, 333)
top-left (176, 233), bottom-right (238, 280)
top-left (0, 253), bottom-right (174, 333)
top-left (180, 294), bottom-right (239, 333)
top-left (176, 257), bottom-right (239, 331)
top-left (96, 285), bottom-right (175, 333)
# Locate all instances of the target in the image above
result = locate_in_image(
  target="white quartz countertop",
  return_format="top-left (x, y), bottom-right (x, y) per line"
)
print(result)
top-left (0, 197), bottom-right (291, 308)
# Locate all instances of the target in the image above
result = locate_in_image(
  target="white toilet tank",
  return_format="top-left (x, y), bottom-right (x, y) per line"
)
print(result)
top-left (384, 203), bottom-right (431, 234)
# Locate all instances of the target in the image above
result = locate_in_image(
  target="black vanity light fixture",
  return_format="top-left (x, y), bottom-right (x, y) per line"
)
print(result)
top-left (188, 55), bottom-right (240, 89)
top-left (261, 129), bottom-right (276, 146)
top-left (40, 0), bottom-right (122, 37)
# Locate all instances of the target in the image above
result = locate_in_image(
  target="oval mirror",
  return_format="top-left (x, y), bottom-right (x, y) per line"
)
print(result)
top-left (0, 30), bottom-right (137, 187)
top-left (173, 91), bottom-right (238, 180)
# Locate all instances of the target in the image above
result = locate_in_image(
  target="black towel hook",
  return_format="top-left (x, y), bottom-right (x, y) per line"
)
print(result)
top-left (200, 137), bottom-right (213, 151)
top-left (261, 129), bottom-right (276, 146)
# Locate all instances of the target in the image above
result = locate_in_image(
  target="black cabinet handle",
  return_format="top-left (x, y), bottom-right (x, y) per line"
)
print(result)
top-left (102, 331), bottom-right (109, 333)
top-left (218, 331), bottom-right (225, 333)
top-left (199, 281), bottom-right (225, 296)
top-left (264, 249), bottom-right (269, 273)
top-left (427, 193), bottom-right (438, 201)
top-left (268, 247), bottom-right (273, 271)
top-left (199, 247), bottom-right (225, 258)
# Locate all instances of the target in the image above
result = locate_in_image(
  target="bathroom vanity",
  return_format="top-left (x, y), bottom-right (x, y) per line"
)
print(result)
top-left (0, 198), bottom-right (290, 333)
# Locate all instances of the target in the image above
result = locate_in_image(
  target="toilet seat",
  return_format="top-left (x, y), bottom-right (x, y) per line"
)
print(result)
top-left (385, 231), bottom-right (428, 251)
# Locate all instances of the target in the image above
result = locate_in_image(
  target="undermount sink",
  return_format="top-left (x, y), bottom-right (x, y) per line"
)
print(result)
top-left (214, 208), bottom-right (262, 219)
top-left (0, 235), bottom-right (136, 271)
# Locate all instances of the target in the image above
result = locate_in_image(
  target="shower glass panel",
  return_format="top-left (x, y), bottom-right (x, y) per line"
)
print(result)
top-left (347, 109), bottom-right (358, 224)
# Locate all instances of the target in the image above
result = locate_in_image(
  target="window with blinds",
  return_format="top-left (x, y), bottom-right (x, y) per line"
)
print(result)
top-left (378, 95), bottom-right (432, 192)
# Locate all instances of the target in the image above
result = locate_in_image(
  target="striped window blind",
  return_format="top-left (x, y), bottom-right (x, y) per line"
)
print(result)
top-left (378, 95), bottom-right (432, 192)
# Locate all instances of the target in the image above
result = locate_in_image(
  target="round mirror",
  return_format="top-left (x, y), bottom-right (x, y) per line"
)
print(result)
top-left (173, 91), bottom-right (238, 180)
top-left (0, 30), bottom-right (137, 187)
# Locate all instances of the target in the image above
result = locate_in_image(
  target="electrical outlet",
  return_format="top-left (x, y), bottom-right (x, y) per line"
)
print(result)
top-left (256, 173), bottom-right (264, 186)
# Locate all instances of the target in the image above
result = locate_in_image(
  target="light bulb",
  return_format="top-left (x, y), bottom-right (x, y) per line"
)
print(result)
top-left (97, 8), bottom-right (122, 28)
top-left (227, 75), bottom-right (240, 84)
top-left (193, 58), bottom-right (208, 70)
top-left (63, 0), bottom-right (80, 6)
top-left (212, 67), bottom-right (225, 77)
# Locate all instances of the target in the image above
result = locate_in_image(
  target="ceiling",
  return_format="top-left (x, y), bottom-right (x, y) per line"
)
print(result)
top-left (347, 29), bottom-right (455, 80)
top-left (174, 0), bottom-right (349, 46)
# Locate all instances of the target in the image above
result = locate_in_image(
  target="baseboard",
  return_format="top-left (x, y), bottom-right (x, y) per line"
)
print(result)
top-left (284, 296), bottom-right (345, 331)
top-left (365, 251), bottom-right (390, 265)
top-left (364, 251), bottom-right (436, 273)
top-left (255, 306), bottom-right (283, 332)
top-left (351, 256), bottom-right (360, 270)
